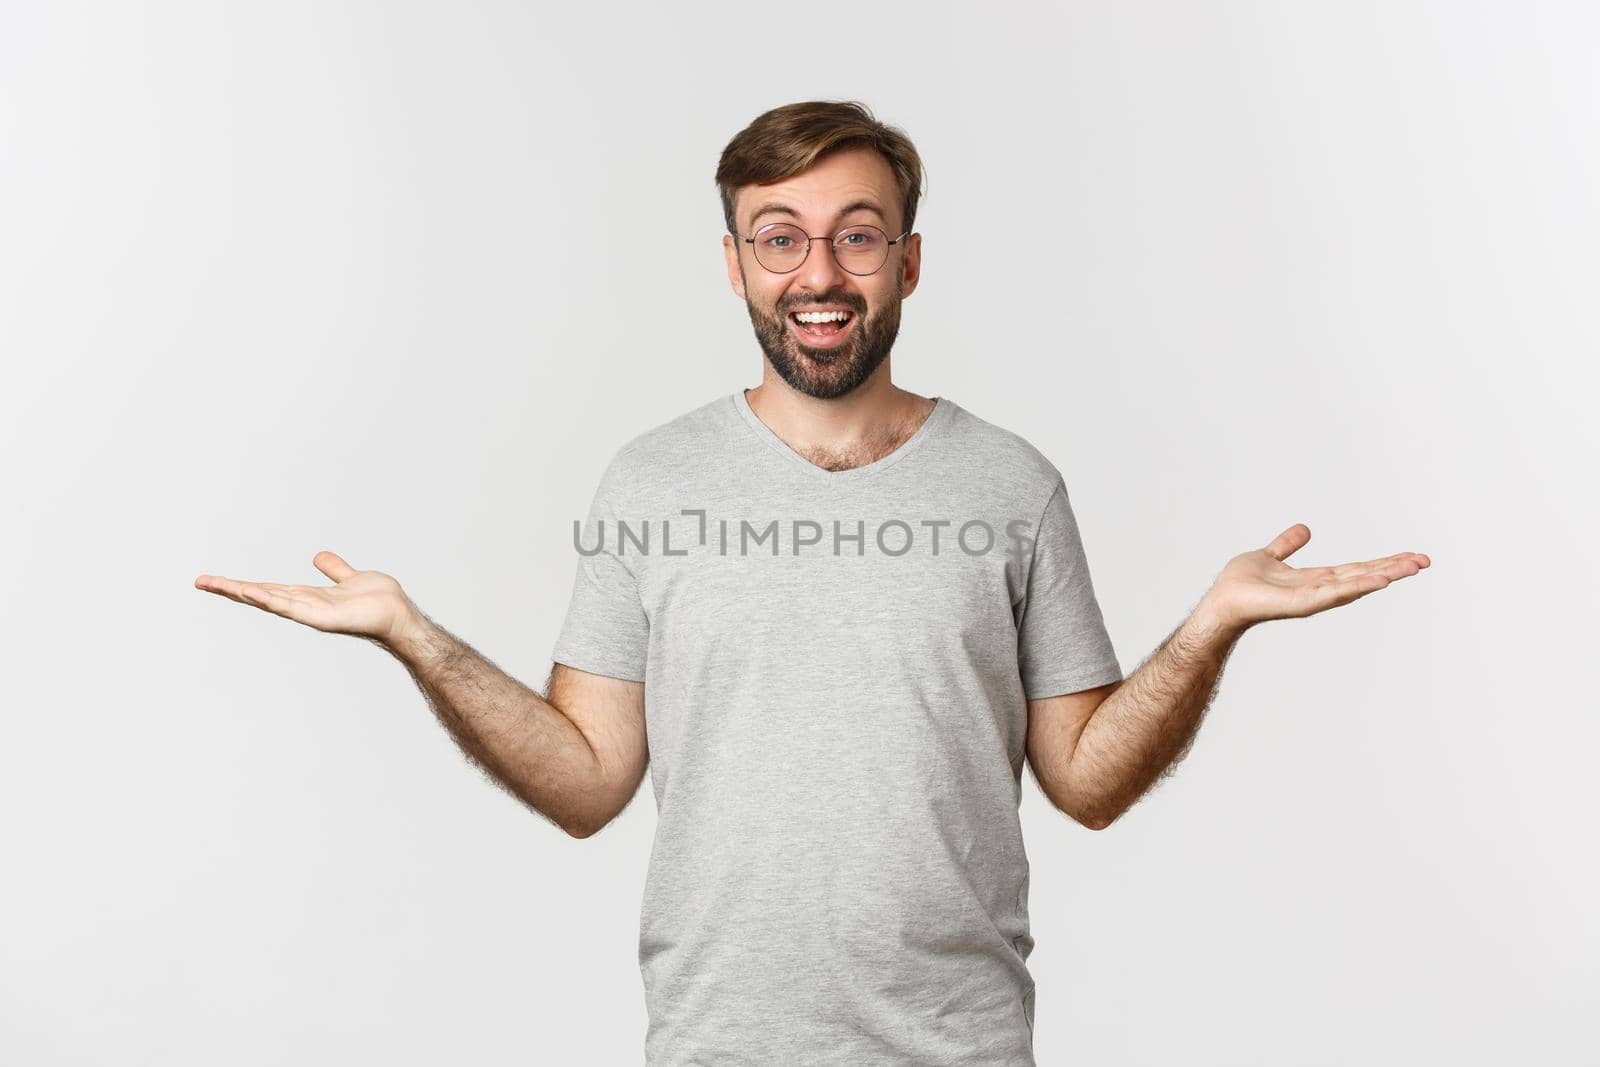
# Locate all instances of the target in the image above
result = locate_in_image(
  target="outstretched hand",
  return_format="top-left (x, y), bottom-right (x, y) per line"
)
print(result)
top-left (194, 551), bottom-right (419, 646)
top-left (1201, 524), bottom-right (1429, 633)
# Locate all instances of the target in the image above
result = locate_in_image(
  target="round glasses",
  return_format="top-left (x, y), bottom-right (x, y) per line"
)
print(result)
top-left (734, 222), bottom-right (911, 275)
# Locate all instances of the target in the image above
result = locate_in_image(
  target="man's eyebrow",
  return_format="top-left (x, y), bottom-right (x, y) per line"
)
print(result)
top-left (748, 199), bottom-right (889, 229)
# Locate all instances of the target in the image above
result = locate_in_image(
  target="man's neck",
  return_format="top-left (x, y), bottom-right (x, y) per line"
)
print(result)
top-left (743, 376), bottom-right (937, 473)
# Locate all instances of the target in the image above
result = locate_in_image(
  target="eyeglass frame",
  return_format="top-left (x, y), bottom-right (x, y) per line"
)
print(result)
top-left (731, 221), bottom-right (914, 276)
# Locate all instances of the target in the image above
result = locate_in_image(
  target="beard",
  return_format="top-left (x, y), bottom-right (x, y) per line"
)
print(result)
top-left (742, 279), bottom-right (903, 401)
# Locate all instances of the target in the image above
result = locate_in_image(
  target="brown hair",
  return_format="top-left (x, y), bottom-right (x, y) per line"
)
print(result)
top-left (715, 100), bottom-right (927, 237)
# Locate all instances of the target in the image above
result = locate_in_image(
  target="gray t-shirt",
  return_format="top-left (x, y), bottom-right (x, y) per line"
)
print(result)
top-left (551, 389), bottom-right (1121, 1066)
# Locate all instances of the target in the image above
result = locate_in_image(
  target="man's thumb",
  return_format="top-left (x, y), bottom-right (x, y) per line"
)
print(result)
top-left (313, 551), bottom-right (357, 582)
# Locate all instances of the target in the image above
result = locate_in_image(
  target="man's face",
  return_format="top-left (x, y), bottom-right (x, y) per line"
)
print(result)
top-left (723, 146), bottom-right (922, 400)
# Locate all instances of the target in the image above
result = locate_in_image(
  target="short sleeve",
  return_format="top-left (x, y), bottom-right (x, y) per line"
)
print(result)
top-left (1015, 477), bottom-right (1122, 699)
top-left (549, 449), bottom-right (649, 682)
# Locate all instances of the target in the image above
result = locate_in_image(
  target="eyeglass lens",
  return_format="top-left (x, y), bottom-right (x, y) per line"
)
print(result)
top-left (751, 224), bottom-right (892, 275)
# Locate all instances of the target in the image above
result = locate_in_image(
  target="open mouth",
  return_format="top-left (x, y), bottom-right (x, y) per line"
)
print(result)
top-left (787, 309), bottom-right (857, 348)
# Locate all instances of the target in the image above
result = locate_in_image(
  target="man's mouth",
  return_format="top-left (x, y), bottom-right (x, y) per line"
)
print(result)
top-left (787, 309), bottom-right (857, 349)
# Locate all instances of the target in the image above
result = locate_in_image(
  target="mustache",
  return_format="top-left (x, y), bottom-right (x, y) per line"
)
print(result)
top-left (776, 295), bottom-right (867, 315)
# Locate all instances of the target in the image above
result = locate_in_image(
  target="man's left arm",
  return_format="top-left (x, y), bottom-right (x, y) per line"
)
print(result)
top-left (1029, 523), bottom-right (1430, 830)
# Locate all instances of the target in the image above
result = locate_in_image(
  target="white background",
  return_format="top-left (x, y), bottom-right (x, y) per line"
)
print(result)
top-left (2, 2), bottom-right (1595, 1063)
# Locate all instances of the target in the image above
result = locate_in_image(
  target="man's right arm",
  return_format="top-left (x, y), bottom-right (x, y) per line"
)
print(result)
top-left (387, 612), bottom-right (648, 839)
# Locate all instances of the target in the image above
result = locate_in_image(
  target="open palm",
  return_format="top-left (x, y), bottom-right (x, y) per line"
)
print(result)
top-left (194, 550), bottom-right (417, 645)
top-left (1207, 524), bottom-right (1430, 631)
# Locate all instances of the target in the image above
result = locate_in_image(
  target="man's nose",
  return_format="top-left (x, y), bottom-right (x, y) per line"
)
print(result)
top-left (793, 236), bottom-right (850, 290)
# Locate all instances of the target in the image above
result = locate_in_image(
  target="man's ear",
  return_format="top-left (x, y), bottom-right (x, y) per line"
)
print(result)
top-left (898, 232), bottom-right (922, 300)
top-left (723, 235), bottom-right (747, 300)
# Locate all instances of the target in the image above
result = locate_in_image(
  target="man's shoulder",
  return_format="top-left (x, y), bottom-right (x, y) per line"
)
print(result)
top-left (939, 396), bottom-right (1067, 496)
top-left (591, 392), bottom-right (738, 489)
top-left (614, 393), bottom-right (730, 454)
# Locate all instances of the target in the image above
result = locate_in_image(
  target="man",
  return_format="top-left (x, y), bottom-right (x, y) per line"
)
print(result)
top-left (195, 101), bottom-right (1429, 1065)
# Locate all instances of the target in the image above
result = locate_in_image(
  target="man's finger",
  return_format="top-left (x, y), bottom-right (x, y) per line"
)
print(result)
top-left (1262, 523), bottom-right (1311, 562)
top-left (313, 551), bottom-right (357, 582)
top-left (195, 574), bottom-right (260, 604)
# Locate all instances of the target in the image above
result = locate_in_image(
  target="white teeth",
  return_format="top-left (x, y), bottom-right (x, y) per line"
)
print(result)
top-left (793, 310), bottom-right (851, 323)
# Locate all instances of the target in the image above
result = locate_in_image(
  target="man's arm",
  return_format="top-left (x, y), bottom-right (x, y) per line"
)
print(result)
top-left (194, 550), bottom-right (648, 839)
top-left (1027, 603), bottom-right (1240, 830)
top-left (1027, 524), bottom-right (1429, 830)
top-left (387, 613), bottom-right (648, 839)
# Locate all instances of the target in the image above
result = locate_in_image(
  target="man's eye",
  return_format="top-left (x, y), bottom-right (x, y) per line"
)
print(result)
top-left (767, 236), bottom-right (791, 248)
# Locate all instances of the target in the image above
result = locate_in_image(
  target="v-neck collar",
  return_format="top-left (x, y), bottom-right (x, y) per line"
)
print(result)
top-left (731, 388), bottom-right (953, 484)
